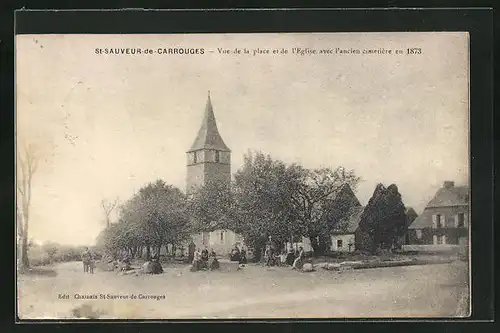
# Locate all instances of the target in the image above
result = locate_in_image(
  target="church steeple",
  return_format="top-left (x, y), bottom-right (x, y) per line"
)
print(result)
top-left (186, 92), bottom-right (231, 194)
top-left (188, 92), bottom-right (230, 153)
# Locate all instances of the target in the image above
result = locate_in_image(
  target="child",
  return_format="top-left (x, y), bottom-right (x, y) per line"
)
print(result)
top-left (279, 251), bottom-right (287, 266)
top-left (88, 259), bottom-right (95, 274)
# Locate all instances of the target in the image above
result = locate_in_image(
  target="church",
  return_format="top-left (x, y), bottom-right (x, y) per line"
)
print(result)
top-left (185, 92), bottom-right (244, 255)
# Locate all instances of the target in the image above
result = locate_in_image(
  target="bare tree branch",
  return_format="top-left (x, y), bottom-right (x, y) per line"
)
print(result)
top-left (16, 142), bottom-right (39, 268)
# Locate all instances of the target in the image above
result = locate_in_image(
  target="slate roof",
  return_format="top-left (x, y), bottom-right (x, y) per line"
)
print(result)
top-left (408, 209), bottom-right (434, 229)
top-left (188, 93), bottom-right (230, 153)
top-left (426, 185), bottom-right (468, 208)
top-left (409, 183), bottom-right (469, 229)
top-left (332, 205), bottom-right (365, 234)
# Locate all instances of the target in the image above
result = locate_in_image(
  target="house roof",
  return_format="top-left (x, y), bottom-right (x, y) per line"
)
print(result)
top-left (187, 92), bottom-right (230, 153)
top-left (408, 209), bottom-right (434, 229)
top-left (426, 185), bottom-right (468, 208)
top-left (332, 205), bottom-right (365, 234)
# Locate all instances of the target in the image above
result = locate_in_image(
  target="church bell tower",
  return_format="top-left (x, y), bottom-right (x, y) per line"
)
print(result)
top-left (186, 92), bottom-right (231, 194)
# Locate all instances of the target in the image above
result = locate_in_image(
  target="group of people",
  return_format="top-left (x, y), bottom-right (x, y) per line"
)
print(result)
top-left (265, 246), bottom-right (305, 269)
top-left (230, 245), bottom-right (247, 264)
top-left (81, 243), bottom-right (306, 274)
top-left (191, 247), bottom-right (219, 271)
top-left (81, 247), bottom-right (95, 274)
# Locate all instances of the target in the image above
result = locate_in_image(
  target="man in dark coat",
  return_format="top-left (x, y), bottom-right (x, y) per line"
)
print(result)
top-left (81, 247), bottom-right (91, 273)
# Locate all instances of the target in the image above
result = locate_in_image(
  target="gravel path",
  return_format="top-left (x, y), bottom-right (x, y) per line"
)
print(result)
top-left (17, 260), bottom-right (469, 319)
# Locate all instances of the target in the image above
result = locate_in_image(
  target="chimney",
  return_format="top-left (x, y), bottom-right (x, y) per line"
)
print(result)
top-left (443, 181), bottom-right (454, 189)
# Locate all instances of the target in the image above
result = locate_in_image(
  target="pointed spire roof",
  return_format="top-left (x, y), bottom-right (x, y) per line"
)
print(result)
top-left (188, 92), bottom-right (230, 153)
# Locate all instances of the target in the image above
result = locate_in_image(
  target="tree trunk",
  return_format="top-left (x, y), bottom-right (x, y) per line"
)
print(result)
top-left (156, 245), bottom-right (161, 258)
top-left (308, 234), bottom-right (319, 257)
top-left (20, 211), bottom-right (30, 269)
top-left (21, 232), bottom-right (29, 268)
top-left (253, 247), bottom-right (262, 262)
top-left (145, 244), bottom-right (151, 260)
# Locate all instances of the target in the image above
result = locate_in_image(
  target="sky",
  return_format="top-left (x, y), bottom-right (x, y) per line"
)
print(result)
top-left (16, 33), bottom-right (469, 246)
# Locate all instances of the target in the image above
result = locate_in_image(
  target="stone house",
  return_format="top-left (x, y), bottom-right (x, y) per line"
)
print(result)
top-left (407, 181), bottom-right (469, 246)
top-left (330, 205), bottom-right (364, 252)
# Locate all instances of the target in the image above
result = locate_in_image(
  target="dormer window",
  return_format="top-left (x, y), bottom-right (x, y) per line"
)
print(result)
top-left (215, 150), bottom-right (220, 163)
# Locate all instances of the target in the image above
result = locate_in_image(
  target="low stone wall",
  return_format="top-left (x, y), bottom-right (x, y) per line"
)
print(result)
top-left (402, 244), bottom-right (465, 254)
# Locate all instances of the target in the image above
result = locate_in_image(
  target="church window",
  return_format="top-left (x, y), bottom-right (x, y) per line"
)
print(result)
top-left (215, 150), bottom-right (220, 163)
top-left (220, 231), bottom-right (224, 243)
top-left (193, 152), bottom-right (197, 164)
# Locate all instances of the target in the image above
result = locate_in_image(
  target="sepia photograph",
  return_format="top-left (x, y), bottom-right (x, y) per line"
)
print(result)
top-left (16, 32), bottom-right (470, 319)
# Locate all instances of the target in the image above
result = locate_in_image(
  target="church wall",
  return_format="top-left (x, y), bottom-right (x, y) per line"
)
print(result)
top-left (187, 230), bottom-right (244, 258)
top-left (186, 163), bottom-right (205, 194)
top-left (203, 162), bottom-right (231, 186)
top-left (207, 229), bottom-right (244, 257)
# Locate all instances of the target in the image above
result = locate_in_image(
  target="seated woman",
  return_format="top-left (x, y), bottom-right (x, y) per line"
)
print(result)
top-left (208, 249), bottom-right (219, 270)
top-left (292, 246), bottom-right (305, 270)
top-left (230, 246), bottom-right (241, 262)
top-left (266, 248), bottom-right (277, 267)
top-left (239, 248), bottom-right (247, 264)
top-left (150, 257), bottom-right (164, 274)
top-left (190, 249), bottom-right (202, 272)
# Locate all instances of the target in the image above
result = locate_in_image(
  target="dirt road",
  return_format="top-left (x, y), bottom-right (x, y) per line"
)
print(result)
top-left (17, 260), bottom-right (469, 319)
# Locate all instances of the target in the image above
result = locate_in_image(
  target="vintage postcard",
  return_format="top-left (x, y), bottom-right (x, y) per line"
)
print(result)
top-left (16, 32), bottom-right (470, 319)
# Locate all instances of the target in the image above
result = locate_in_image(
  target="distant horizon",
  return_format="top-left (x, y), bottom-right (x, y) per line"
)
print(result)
top-left (16, 33), bottom-right (469, 245)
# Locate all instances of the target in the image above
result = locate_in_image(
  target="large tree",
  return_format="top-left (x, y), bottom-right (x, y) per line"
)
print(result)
top-left (16, 143), bottom-right (39, 269)
top-left (98, 180), bottom-right (191, 260)
top-left (357, 183), bottom-right (406, 253)
top-left (291, 167), bottom-right (361, 256)
top-left (187, 179), bottom-right (233, 233)
top-left (229, 152), bottom-right (302, 259)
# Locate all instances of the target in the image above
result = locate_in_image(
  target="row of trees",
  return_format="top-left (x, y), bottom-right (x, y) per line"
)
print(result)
top-left (96, 180), bottom-right (192, 260)
top-left (98, 151), bottom-right (408, 259)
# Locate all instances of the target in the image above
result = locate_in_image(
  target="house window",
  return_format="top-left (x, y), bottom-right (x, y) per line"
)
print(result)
top-left (416, 230), bottom-right (422, 239)
top-left (433, 214), bottom-right (443, 228)
top-left (215, 150), bottom-right (220, 163)
top-left (457, 213), bottom-right (465, 228)
top-left (193, 152), bottom-right (197, 164)
top-left (337, 239), bottom-right (343, 248)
